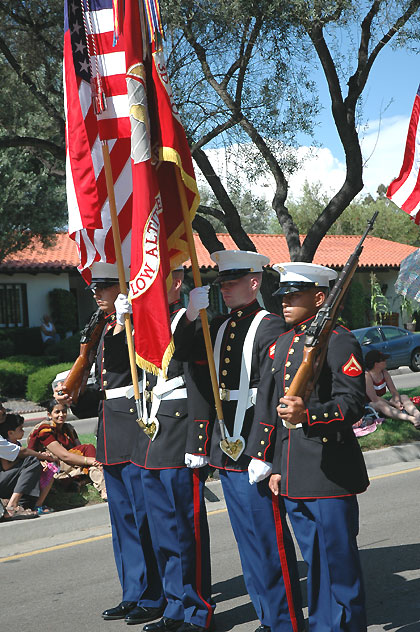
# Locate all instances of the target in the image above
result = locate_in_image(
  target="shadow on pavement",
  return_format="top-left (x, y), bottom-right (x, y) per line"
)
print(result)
top-left (361, 543), bottom-right (420, 630)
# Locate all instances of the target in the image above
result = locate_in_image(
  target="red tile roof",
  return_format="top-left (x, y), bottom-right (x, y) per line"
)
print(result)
top-left (0, 232), bottom-right (416, 272)
top-left (190, 234), bottom-right (417, 269)
top-left (1, 234), bottom-right (79, 271)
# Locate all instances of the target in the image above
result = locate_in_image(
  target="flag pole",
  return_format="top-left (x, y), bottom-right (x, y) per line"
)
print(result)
top-left (174, 169), bottom-right (229, 444)
top-left (101, 141), bottom-right (142, 408)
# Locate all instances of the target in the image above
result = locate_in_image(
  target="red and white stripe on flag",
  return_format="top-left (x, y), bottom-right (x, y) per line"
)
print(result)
top-left (64, 0), bottom-right (132, 282)
top-left (387, 85), bottom-right (420, 224)
top-left (122, 0), bottom-right (200, 375)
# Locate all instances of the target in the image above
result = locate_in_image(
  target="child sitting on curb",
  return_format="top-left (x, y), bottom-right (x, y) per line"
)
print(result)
top-left (0, 414), bottom-right (57, 518)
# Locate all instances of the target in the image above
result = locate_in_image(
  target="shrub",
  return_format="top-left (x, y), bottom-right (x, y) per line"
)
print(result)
top-left (341, 281), bottom-right (369, 329)
top-left (47, 334), bottom-right (80, 363)
top-left (0, 327), bottom-right (44, 357)
top-left (0, 338), bottom-right (14, 358)
top-left (0, 360), bottom-right (29, 397)
top-left (49, 289), bottom-right (78, 337)
top-left (26, 362), bottom-right (73, 404)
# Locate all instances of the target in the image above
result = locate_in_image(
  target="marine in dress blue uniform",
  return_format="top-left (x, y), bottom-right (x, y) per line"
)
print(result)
top-left (187, 251), bottom-right (304, 632)
top-left (131, 269), bottom-right (214, 632)
top-left (61, 263), bottom-right (164, 625)
top-left (246, 262), bottom-right (369, 632)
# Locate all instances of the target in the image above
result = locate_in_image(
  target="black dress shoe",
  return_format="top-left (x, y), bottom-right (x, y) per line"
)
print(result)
top-left (254, 626), bottom-right (270, 632)
top-left (102, 601), bottom-right (137, 620)
top-left (125, 606), bottom-right (166, 625)
top-left (143, 617), bottom-right (183, 631)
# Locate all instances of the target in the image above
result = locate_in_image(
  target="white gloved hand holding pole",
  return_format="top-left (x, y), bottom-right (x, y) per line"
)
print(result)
top-left (114, 293), bottom-right (132, 326)
top-left (185, 453), bottom-right (209, 468)
top-left (248, 459), bottom-right (273, 485)
top-left (185, 286), bottom-right (210, 322)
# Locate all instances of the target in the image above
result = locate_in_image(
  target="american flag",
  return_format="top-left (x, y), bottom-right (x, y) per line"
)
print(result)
top-left (387, 84), bottom-right (420, 224)
top-left (64, 0), bottom-right (132, 281)
top-left (64, 0), bottom-right (200, 375)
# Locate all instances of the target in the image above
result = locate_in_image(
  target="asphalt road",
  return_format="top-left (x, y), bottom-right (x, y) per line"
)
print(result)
top-left (1, 461), bottom-right (419, 632)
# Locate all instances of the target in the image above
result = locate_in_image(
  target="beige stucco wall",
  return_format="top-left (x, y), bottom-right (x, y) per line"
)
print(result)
top-left (0, 272), bottom-right (70, 328)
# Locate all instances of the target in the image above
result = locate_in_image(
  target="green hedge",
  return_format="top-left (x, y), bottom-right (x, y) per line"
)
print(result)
top-left (26, 362), bottom-right (73, 404)
top-left (0, 327), bottom-right (44, 357)
top-left (47, 334), bottom-right (80, 363)
top-left (0, 357), bottom-right (72, 401)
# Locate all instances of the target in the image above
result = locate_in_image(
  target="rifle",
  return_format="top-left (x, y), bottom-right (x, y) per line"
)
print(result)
top-left (59, 308), bottom-right (106, 404)
top-left (282, 212), bottom-right (378, 426)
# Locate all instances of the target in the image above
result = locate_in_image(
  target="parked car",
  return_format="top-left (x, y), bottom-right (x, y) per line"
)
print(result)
top-left (352, 325), bottom-right (420, 372)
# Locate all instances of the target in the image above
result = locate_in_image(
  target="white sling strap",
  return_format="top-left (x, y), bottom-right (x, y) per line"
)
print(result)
top-left (214, 310), bottom-right (268, 439)
top-left (142, 308), bottom-right (187, 424)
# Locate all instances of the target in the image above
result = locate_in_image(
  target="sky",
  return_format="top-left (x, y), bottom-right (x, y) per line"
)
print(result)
top-left (196, 38), bottom-right (420, 204)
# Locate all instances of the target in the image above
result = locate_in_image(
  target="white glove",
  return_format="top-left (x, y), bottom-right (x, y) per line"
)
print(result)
top-left (185, 453), bottom-right (209, 468)
top-left (185, 286), bottom-right (210, 322)
top-left (248, 459), bottom-right (272, 485)
top-left (114, 293), bottom-right (132, 325)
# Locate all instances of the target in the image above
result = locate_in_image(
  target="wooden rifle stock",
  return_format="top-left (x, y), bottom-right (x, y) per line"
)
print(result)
top-left (60, 308), bottom-right (106, 403)
top-left (284, 212), bottom-right (378, 413)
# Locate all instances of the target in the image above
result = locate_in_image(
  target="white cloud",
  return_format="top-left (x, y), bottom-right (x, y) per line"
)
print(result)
top-left (360, 115), bottom-right (409, 196)
top-left (194, 115), bottom-right (410, 204)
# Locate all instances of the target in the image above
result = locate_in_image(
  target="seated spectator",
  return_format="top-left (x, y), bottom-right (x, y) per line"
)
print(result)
top-left (0, 412), bottom-right (58, 519)
top-left (40, 314), bottom-right (59, 347)
top-left (27, 399), bottom-right (107, 500)
top-left (365, 350), bottom-right (420, 429)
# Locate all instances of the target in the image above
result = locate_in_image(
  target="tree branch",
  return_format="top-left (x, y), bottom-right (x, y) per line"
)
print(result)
top-left (0, 135), bottom-right (64, 159)
top-left (0, 34), bottom-right (65, 135)
top-left (192, 213), bottom-right (225, 253)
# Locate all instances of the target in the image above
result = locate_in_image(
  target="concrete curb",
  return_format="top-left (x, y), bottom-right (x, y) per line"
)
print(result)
top-left (1, 442), bottom-right (419, 551)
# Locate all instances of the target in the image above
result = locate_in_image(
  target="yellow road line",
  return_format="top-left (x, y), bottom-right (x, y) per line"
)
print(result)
top-left (369, 465), bottom-right (420, 480)
top-left (0, 507), bottom-right (228, 563)
top-left (2, 467), bottom-right (419, 563)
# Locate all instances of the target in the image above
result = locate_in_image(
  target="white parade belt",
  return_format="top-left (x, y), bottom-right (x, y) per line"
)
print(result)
top-left (104, 385), bottom-right (134, 400)
top-left (219, 387), bottom-right (257, 408)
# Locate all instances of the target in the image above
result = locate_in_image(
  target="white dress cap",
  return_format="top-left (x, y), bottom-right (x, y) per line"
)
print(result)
top-left (90, 261), bottom-right (130, 282)
top-left (272, 262), bottom-right (337, 296)
top-left (211, 249), bottom-right (270, 283)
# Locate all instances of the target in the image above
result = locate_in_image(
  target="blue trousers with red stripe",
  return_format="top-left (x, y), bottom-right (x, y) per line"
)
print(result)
top-left (284, 496), bottom-right (367, 632)
top-left (103, 463), bottom-right (164, 607)
top-left (141, 466), bottom-right (214, 628)
top-left (219, 469), bottom-right (304, 632)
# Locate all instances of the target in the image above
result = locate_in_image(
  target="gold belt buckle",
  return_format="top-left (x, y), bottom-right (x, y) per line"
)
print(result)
top-left (144, 390), bottom-right (152, 402)
top-left (220, 388), bottom-right (230, 401)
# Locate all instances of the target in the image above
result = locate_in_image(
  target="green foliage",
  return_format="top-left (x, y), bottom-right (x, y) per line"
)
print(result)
top-left (0, 327), bottom-right (44, 357)
top-left (0, 359), bottom-right (30, 397)
top-left (47, 333), bottom-right (80, 363)
top-left (25, 361), bottom-right (73, 404)
top-left (48, 289), bottom-right (78, 337)
top-left (370, 272), bottom-right (390, 325)
top-left (0, 355), bottom-right (56, 398)
top-left (200, 187), bottom-right (276, 234)
top-left (0, 150), bottom-right (66, 261)
top-left (399, 296), bottom-right (416, 323)
top-left (287, 181), bottom-right (420, 245)
top-left (340, 280), bottom-right (369, 329)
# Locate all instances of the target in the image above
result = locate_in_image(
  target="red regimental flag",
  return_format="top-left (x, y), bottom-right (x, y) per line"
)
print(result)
top-left (64, 0), bottom-right (132, 282)
top-left (387, 85), bottom-right (420, 224)
top-left (123, 0), bottom-right (199, 375)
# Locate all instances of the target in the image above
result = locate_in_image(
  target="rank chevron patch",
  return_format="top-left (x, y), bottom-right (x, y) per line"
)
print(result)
top-left (269, 342), bottom-right (276, 359)
top-left (342, 354), bottom-right (363, 376)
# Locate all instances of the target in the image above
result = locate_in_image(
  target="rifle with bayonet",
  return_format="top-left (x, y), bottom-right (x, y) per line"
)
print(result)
top-left (58, 308), bottom-right (106, 404)
top-left (282, 211), bottom-right (378, 425)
